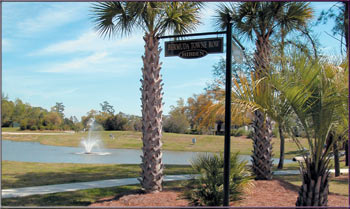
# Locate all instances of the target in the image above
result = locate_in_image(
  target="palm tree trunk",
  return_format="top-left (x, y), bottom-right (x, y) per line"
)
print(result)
top-left (333, 137), bottom-right (340, 177)
top-left (251, 111), bottom-right (273, 180)
top-left (277, 125), bottom-right (285, 169)
top-left (251, 35), bottom-right (274, 180)
top-left (296, 158), bottom-right (330, 206)
top-left (139, 33), bottom-right (164, 193)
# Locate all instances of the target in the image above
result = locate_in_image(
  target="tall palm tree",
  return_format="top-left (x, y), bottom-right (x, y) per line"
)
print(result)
top-left (214, 2), bottom-right (313, 180)
top-left (91, 2), bottom-right (203, 193)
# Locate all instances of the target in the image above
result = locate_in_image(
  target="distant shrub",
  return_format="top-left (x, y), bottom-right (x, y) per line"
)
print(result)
top-left (272, 127), bottom-right (279, 137)
top-left (183, 152), bottom-right (252, 206)
top-left (231, 127), bottom-right (250, 137)
top-left (39, 125), bottom-right (45, 131)
top-left (30, 125), bottom-right (38, 131)
top-left (163, 114), bottom-right (190, 134)
top-left (247, 131), bottom-right (254, 139)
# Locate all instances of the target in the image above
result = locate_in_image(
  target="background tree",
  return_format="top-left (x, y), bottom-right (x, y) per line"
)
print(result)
top-left (186, 93), bottom-right (213, 134)
top-left (91, 2), bottom-right (203, 192)
top-left (44, 112), bottom-right (62, 130)
top-left (2, 95), bottom-right (14, 127)
top-left (318, 2), bottom-right (349, 56)
top-left (163, 98), bottom-right (190, 134)
top-left (51, 102), bottom-right (65, 118)
top-left (100, 101), bottom-right (115, 115)
top-left (215, 2), bottom-right (313, 180)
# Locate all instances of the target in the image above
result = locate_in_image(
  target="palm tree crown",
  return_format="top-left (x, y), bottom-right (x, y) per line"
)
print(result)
top-left (91, 2), bottom-right (202, 38)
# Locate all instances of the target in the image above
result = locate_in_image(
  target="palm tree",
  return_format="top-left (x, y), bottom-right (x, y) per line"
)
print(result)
top-left (270, 54), bottom-right (348, 206)
top-left (91, 2), bottom-right (203, 193)
top-left (214, 2), bottom-right (313, 180)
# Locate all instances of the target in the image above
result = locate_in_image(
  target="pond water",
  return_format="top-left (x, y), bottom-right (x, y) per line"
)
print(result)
top-left (2, 139), bottom-right (293, 165)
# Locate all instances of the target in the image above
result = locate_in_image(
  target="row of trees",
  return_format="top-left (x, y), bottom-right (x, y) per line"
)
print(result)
top-left (1, 97), bottom-right (142, 132)
top-left (81, 101), bottom-right (142, 132)
top-left (1, 96), bottom-right (81, 131)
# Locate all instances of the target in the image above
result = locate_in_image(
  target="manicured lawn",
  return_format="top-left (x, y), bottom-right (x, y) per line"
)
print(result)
top-left (2, 160), bottom-right (347, 206)
top-left (2, 184), bottom-right (141, 206)
top-left (2, 130), bottom-right (310, 159)
top-left (1, 180), bottom-right (187, 206)
top-left (2, 161), bottom-right (194, 189)
top-left (275, 174), bottom-right (348, 196)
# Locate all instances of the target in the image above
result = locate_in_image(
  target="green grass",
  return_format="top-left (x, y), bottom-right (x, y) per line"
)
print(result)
top-left (272, 157), bottom-right (348, 196)
top-left (1, 180), bottom-right (185, 206)
top-left (2, 160), bottom-right (347, 206)
top-left (2, 130), bottom-right (310, 159)
top-left (1, 127), bottom-right (20, 132)
top-left (274, 174), bottom-right (349, 196)
top-left (2, 161), bottom-right (194, 189)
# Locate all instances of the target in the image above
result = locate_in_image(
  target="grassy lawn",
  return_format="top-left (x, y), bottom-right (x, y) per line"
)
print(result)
top-left (273, 157), bottom-right (349, 197)
top-left (2, 161), bottom-right (194, 189)
top-left (2, 160), bottom-right (347, 206)
top-left (275, 174), bottom-right (348, 196)
top-left (2, 129), bottom-right (310, 159)
top-left (2, 180), bottom-right (185, 206)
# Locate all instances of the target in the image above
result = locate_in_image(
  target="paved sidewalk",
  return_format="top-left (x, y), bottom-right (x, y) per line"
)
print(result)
top-left (2, 175), bottom-right (194, 198)
top-left (274, 168), bottom-right (348, 175)
top-left (3, 169), bottom-right (348, 199)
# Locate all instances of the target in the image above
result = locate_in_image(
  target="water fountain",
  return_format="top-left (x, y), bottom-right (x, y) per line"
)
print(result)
top-left (78, 118), bottom-right (110, 155)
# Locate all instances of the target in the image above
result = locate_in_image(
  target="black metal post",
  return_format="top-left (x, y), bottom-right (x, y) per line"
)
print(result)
top-left (223, 15), bottom-right (232, 207)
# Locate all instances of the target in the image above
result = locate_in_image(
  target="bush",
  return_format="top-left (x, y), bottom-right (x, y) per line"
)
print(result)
top-left (183, 152), bottom-right (252, 206)
top-left (163, 114), bottom-right (190, 134)
top-left (247, 131), bottom-right (254, 139)
top-left (30, 125), bottom-right (38, 131)
top-left (231, 127), bottom-right (250, 137)
top-left (39, 125), bottom-right (45, 131)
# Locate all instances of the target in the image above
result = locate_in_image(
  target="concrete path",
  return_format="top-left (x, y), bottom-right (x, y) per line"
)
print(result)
top-left (274, 169), bottom-right (348, 175)
top-left (2, 175), bottom-right (194, 198)
top-left (3, 169), bottom-right (348, 199)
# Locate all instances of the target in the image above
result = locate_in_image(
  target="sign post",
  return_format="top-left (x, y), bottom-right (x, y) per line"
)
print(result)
top-left (159, 16), bottom-right (237, 206)
top-left (223, 15), bottom-right (232, 207)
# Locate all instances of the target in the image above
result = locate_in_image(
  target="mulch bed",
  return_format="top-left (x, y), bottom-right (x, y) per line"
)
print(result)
top-left (90, 177), bottom-right (348, 207)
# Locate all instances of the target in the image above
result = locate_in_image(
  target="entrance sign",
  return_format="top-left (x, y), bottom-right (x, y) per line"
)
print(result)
top-left (159, 17), bottom-right (239, 206)
top-left (164, 38), bottom-right (223, 59)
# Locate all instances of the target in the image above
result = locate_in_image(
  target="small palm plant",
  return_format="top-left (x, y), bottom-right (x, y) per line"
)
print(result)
top-left (269, 54), bottom-right (348, 206)
top-left (183, 152), bottom-right (252, 206)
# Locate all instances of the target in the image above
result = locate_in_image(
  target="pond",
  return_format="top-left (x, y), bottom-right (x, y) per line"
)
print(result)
top-left (2, 139), bottom-right (294, 165)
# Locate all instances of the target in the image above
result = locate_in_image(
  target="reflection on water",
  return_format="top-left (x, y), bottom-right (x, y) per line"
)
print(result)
top-left (2, 139), bottom-right (293, 165)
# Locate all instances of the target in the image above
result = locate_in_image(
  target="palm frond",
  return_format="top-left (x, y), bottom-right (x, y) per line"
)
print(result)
top-left (91, 2), bottom-right (138, 39)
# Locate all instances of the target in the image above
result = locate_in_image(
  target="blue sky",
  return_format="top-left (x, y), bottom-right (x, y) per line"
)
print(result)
top-left (2, 2), bottom-right (342, 119)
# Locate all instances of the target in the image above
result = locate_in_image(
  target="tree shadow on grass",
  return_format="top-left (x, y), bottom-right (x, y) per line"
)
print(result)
top-left (2, 191), bottom-right (92, 206)
top-left (2, 185), bottom-right (139, 206)
top-left (3, 164), bottom-right (193, 189)
top-left (2, 170), bottom-right (126, 189)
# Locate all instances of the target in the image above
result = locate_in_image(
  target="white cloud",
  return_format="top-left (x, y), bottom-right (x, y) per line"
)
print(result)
top-left (16, 4), bottom-right (86, 35)
top-left (32, 30), bottom-right (144, 56)
top-left (40, 52), bottom-right (128, 74)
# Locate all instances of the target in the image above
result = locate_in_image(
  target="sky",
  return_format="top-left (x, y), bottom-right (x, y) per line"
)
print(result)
top-left (1, 2), bottom-right (342, 120)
